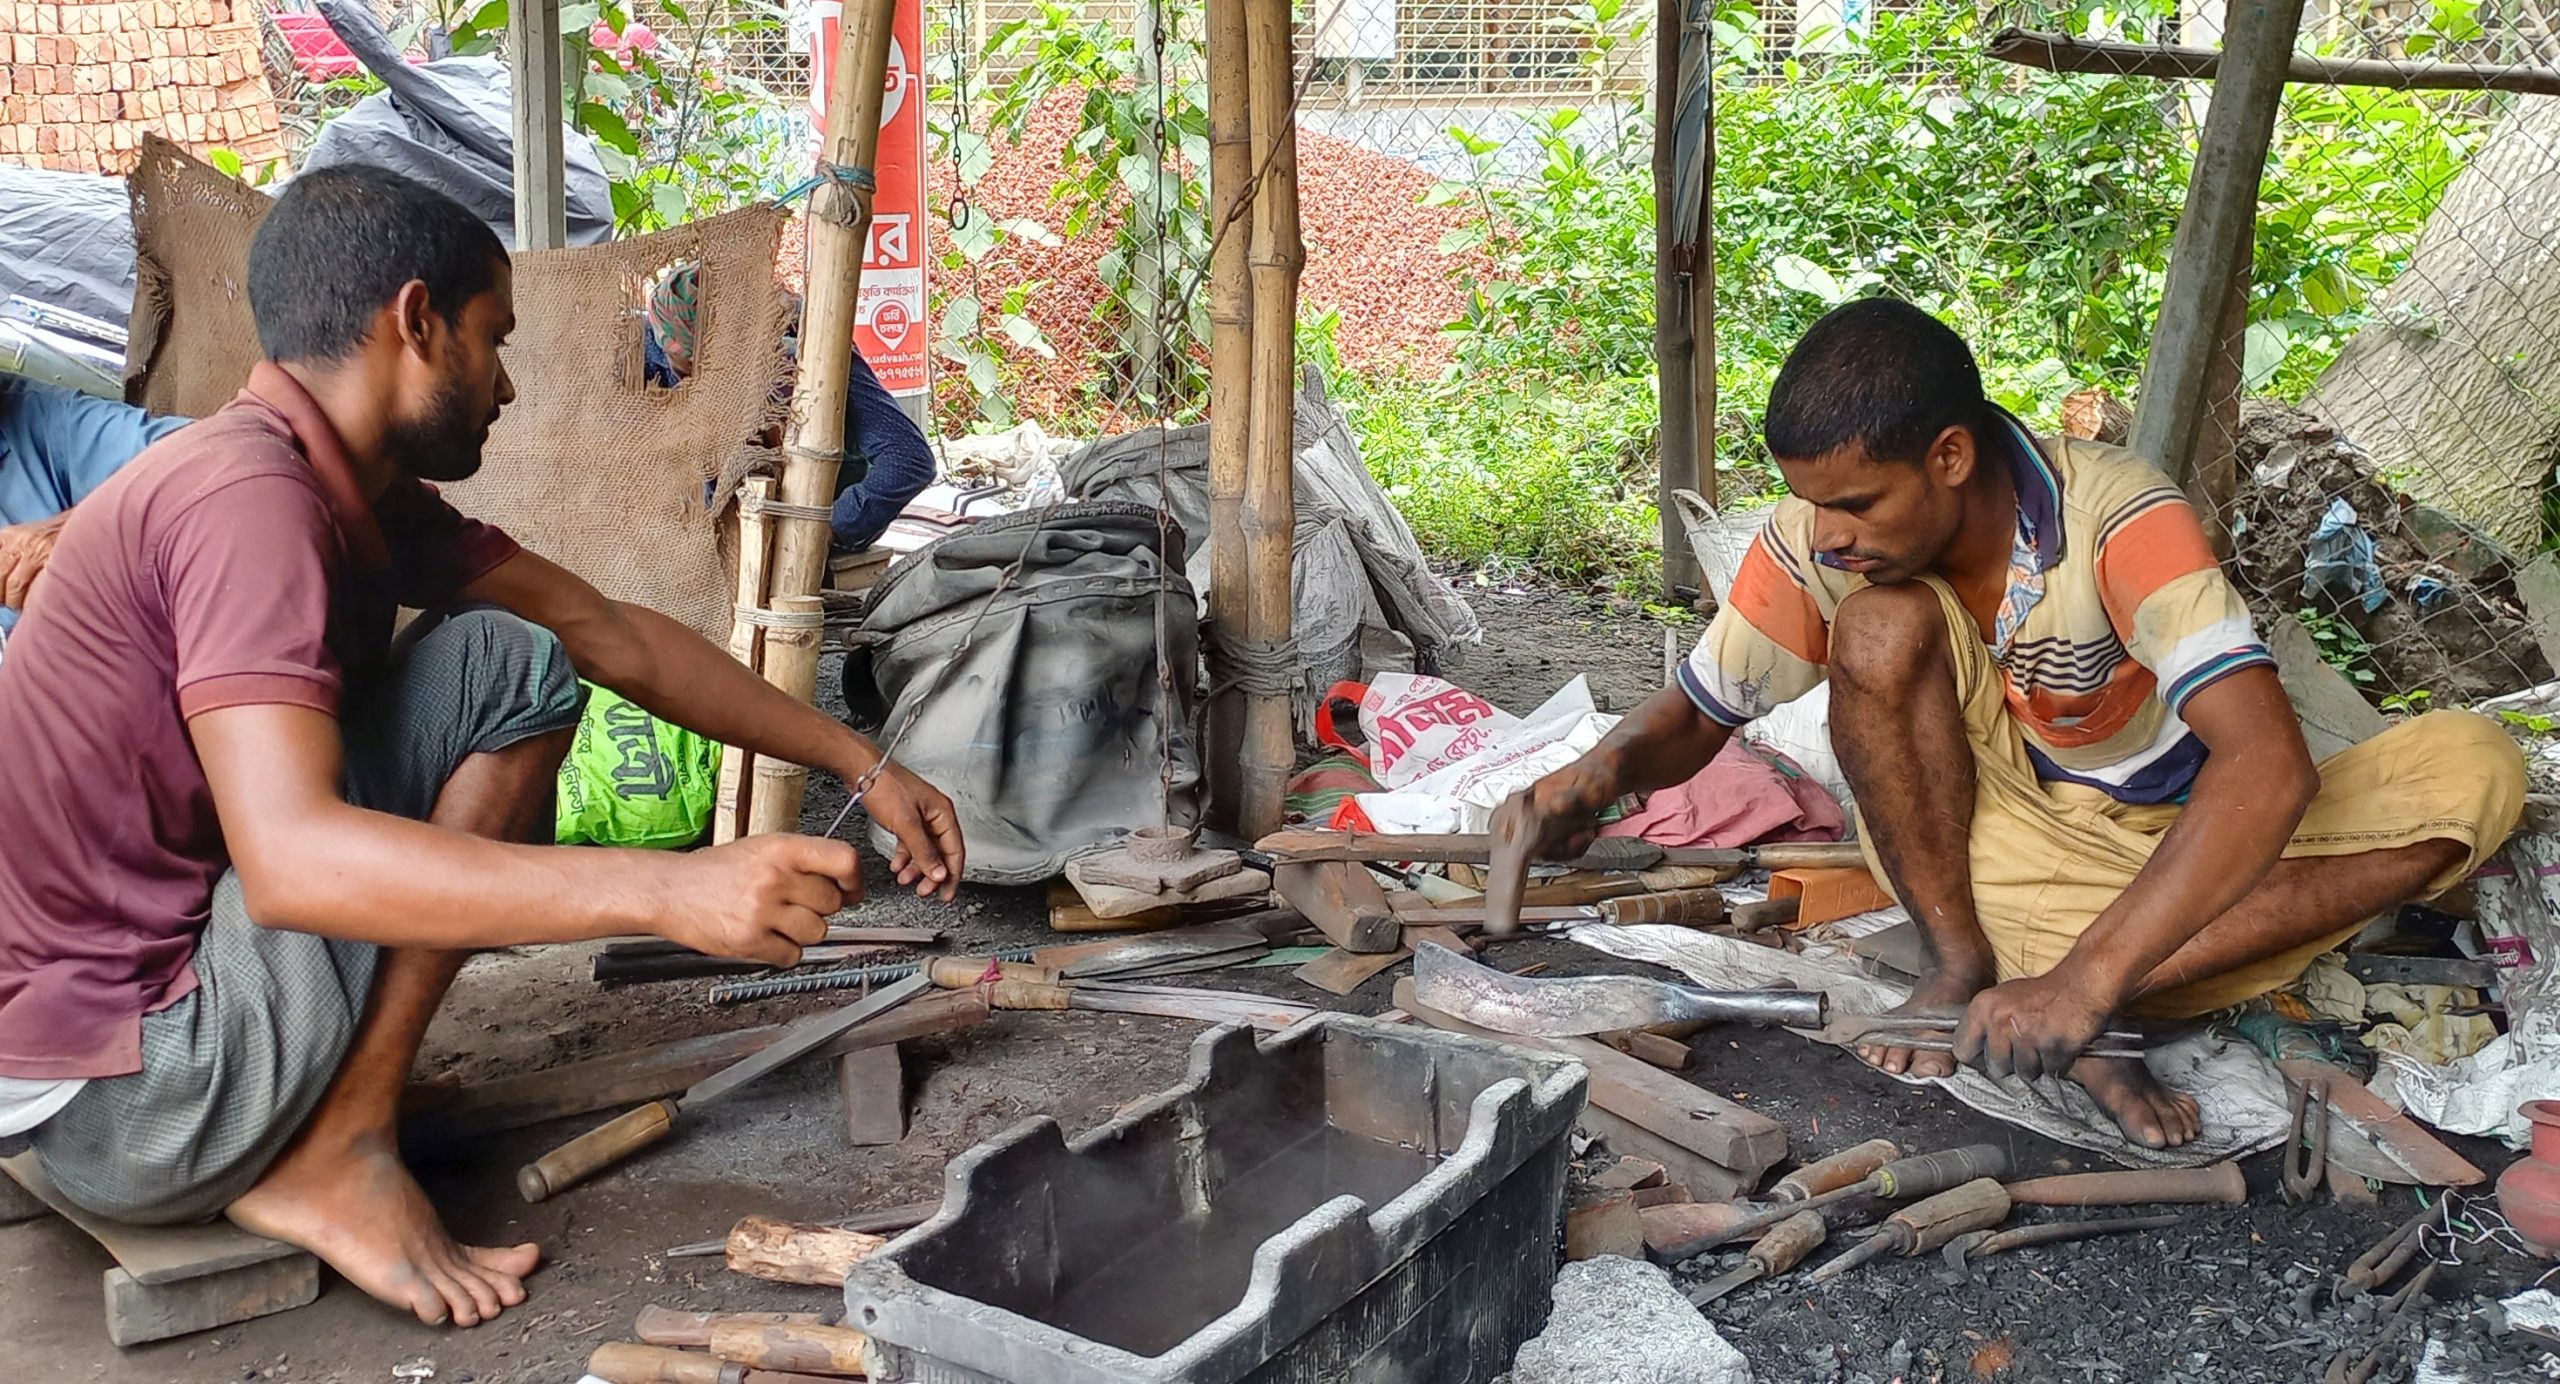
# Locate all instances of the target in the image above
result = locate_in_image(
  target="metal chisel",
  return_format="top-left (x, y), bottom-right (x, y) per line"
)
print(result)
top-left (516, 973), bottom-right (932, 1202)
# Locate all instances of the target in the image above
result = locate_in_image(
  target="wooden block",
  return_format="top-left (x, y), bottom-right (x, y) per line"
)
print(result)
top-left (725, 1215), bottom-right (886, 1286)
top-left (0, 1166), bottom-right (49, 1224)
top-left (834, 1042), bottom-right (906, 1147)
top-left (1592, 1157), bottom-right (1666, 1192)
top-left (1273, 861), bottom-right (1402, 954)
top-left (3, 1153), bottom-right (301, 1285)
top-left (1294, 945), bottom-right (1410, 996)
top-left (1392, 978), bottom-right (1782, 1198)
top-left (1632, 1182), bottom-right (1691, 1209)
top-left (1601, 1030), bottom-right (1692, 1071)
top-left (1047, 877), bottom-right (1184, 934)
top-left (105, 1256), bottom-right (318, 1347)
top-left (1564, 1190), bottom-right (1644, 1261)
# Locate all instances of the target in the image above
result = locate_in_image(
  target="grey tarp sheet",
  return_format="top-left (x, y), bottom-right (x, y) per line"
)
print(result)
top-left (300, 0), bottom-right (614, 249)
top-left (853, 501), bottom-right (1202, 884)
top-left (0, 164), bottom-right (140, 329)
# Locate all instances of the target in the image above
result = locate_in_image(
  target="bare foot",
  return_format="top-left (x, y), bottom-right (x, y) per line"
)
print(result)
top-left (2069, 1055), bottom-right (2201, 1149)
top-left (227, 1132), bottom-right (540, 1327)
top-left (1855, 968), bottom-right (1987, 1080)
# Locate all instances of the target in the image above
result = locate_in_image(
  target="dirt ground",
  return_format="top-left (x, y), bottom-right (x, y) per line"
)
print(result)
top-left (5, 589), bottom-right (2556, 1383)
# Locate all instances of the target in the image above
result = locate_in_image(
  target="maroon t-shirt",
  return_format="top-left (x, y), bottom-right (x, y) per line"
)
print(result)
top-left (0, 364), bottom-right (520, 1079)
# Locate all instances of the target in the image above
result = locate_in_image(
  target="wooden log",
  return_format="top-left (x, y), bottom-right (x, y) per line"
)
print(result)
top-left (745, 595), bottom-right (825, 836)
top-left (725, 1214), bottom-right (887, 1286)
top-left (1986, 25), bottom-right (2560, 97)
top-left (834, 1042), bottom-right (907, 1146)
top-left (1272, 861), bottom-right (1402, 953)
top-left (636, 1306), bottom-right (827, 1348)
top-left (1240, 0), bottom-right (1302, 840)
top-left (1204, 0), bottom-right (1254, 831)
top-left (1601, 1030), bottom-right (1694, 1071)
top-left (708, 1318), bottom-right (872, 1374)
top-left (1565, 1189), bottom-right (1645, 1261)
top-left (756, 0), bottom-right (903, 830)
top-left (1393, 978), bottom-right (1782, 1198)
top-left (404, 988), bottom-right (989, 1144)
top-left (588, 1342), bottom-right (849, 1384)
top-left (714, 476), bottom-right (777, 845)
top-left (1653, 0), bottom-right (1701, 601)
top-left (2126, 0), bottom-right (2303, 487)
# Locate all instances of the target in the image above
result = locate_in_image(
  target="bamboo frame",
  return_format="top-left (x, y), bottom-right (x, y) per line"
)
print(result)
top-left (1241, 0), bottom-right (1302, 839)
top-left (733, 0), bottom-right (900, 834)
top-left (1653, 0), bottom-right (1700, 601)
top-left (1204, 0), bottom-right (1255, 830)
top-left (746, 595), bottom-right (827, 836)
top-left (713, 477), bottom-right (777, 845)
top-left (1986, 26), bottom-right (2560, 97)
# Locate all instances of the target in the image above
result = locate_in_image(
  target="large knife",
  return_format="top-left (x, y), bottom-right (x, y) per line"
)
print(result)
top-left (516, 973), bottom-right (932, 1202)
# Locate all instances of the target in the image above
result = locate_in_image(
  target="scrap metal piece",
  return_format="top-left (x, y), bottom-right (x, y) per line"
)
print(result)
top-left (1411, 942), bottom-right (1825, 1038)
top-left (2283, 1075), bottom-right (2332, 1205)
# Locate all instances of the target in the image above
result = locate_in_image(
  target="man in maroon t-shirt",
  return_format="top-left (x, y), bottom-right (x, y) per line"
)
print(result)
top-left (0, 167), bottom-right (966, 1329)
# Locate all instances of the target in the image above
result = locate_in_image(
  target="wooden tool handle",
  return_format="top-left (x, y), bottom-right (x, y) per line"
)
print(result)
top-left (1599, 887), bottom-right (1729, 926)
top-left (1774, 1138), bottom-right (1902, 1201)
top-left (1750, 842), bottom-right (1869, 870)
top-left (1749, 1209), bottom-right (1830, 1275)
top-left (1885, 1178), bottom-right (2013, 1254)
top-left (2004, 1162), bottom-right (2247, 1208)
top-left (1874, 1143), bottom-right (2011, 1199)
top-left (724, 1214), bottom-right (888, 1286)
top-left (1727, 897), bottom-right (1800, 933)
top-left (518, 1099), bottom-right (677, 1203)
top-left (588, 1342), bottom-right (743, 1384)
top-left (707, 1319), bottom-right (871, 1374)
top-left (989, 978), bottom-right (1076, 1010)
top-left (926, 958), bottom-right (1059, 988)
top-left (636, 1306), bottom-right (828, 1348)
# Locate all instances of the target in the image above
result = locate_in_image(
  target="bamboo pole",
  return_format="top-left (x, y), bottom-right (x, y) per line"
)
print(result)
top-left (746, 596), bottom-right (827, 836)
top-left (753, 0), bottom-right (901, 834)
top-left (1653, 0), bottom-right (1700, 602)
top-left (1987, 26), bottom-right (2560, 97)
top-left (1204, 0), bottom-right (1255, 831)
top-left (713, 477), bottom-right (777, 845)
top-left (2126, 0), bottom-right (2303, 486)
top-left (1241, 0), bottom-right (1301, 839)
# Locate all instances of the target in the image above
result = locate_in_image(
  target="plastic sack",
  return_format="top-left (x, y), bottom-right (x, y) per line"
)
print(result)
top-left (555, 684), bottom-right (722, 848)
top-left (1344, 678), bottom-right (1615, 833)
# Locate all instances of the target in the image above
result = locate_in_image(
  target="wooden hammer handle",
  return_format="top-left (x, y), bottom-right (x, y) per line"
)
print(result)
top-left (707, 1319), bottom-right (871, 1373)
top-left (635, 1306), bottom-right (828, 1348)
top-left (1598, 887), bottom-right (1729, 926)
top-left (518, 1099), bottom-right (677, 1203)
top-left (2004, 1162), bottom-right (2247, 1208)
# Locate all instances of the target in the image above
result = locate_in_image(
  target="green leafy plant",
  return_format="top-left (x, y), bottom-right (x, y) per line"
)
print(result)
top-left (984, 0), bottom-right (1213, 413)
top-left (2380, 688), bottom-right (2434, 715)
top-left (2299, 607), bottom-right (2379, 685)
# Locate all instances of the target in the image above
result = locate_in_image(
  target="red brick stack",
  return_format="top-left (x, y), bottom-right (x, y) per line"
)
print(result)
top-left (0, 0), bottom-right (286, 173)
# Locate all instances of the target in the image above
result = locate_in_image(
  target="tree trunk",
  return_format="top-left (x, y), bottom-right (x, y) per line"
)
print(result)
top-left (2303, 96), bottom-right (2560, 553)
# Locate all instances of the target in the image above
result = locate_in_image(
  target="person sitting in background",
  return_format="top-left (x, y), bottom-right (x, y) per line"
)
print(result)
top-left (0, 376), bottom-right (190, 661)
top-left (641, 264), bottom-right (936, 552)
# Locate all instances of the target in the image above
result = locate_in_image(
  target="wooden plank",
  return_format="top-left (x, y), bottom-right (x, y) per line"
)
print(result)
top-left (2127, 0), bottom-right (2304, 485)
top-left (3, 1153), bottom-right (302, 1286)
top-left (1391, 979), bottom-right (1781, 1197)
top-left (406, 988), bottom-right (989, 1144)
top-left (2278, 1059), bottom-right (2485, 1187)
top-left (834, 1044), bottom-right (907, 1147)
top-left (1294, 945), bottom-right (1411, 996)
top-left (1272, 861), bottom-right (1401, 954)
top-left (105, 1256), bottom-right (319, 1347)
top-left (0, 1166), bottom-right (48, 1224)
top-left (1986, 26), bottom-right (2560, 97)
top-left (503, 0), bottom-right (568, 251)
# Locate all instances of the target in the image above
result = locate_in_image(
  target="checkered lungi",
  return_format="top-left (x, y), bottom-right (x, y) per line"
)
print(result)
top-left (22, 609), bottom-right (582, 1224)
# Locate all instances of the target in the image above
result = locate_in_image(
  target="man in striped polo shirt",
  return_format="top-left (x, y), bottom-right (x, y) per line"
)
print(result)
top-left (1501, 298), bottom-right (2524, 1147)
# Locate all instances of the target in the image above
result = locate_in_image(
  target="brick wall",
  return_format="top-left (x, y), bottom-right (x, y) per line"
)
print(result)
top-left (0, 0), bottom-right (286, 173)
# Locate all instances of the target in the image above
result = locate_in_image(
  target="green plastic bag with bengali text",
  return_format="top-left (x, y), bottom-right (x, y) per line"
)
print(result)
top-left (554, 682), bottom-right (721, 849)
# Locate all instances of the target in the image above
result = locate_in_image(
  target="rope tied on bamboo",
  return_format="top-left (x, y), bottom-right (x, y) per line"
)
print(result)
top-left (808, 158), bottom-right (881, 230)
top-left (1205, 628), bottom-right (1299, 700)
top-left (732, 604), bottom-right (830, 631)
top-left (738, 489), bottom-right (837, 527)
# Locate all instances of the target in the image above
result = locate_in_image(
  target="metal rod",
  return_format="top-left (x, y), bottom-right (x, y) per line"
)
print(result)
top-left (708, 947), bottom-right (1037, 1004)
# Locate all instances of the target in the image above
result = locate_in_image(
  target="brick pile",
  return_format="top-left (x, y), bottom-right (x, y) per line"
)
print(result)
top-left (0, 0), bottom-right (285, 173)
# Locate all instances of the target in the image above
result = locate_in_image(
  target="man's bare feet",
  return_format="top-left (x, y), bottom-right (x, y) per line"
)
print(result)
top-left (1854, 968), bottom-right (1988, 1080)
top-left (2069, 1055), bottom-right (2201, 1149)
top-left (226, 1132), bottom-right (539, 1327)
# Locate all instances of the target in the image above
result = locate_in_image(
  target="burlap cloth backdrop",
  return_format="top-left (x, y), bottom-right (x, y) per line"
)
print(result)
top-left (125, 135), bottom-right (789, 640)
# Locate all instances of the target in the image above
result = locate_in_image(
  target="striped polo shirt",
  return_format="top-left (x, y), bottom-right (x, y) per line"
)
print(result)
top-left (1682, 413), bottom-right (2275, 805)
